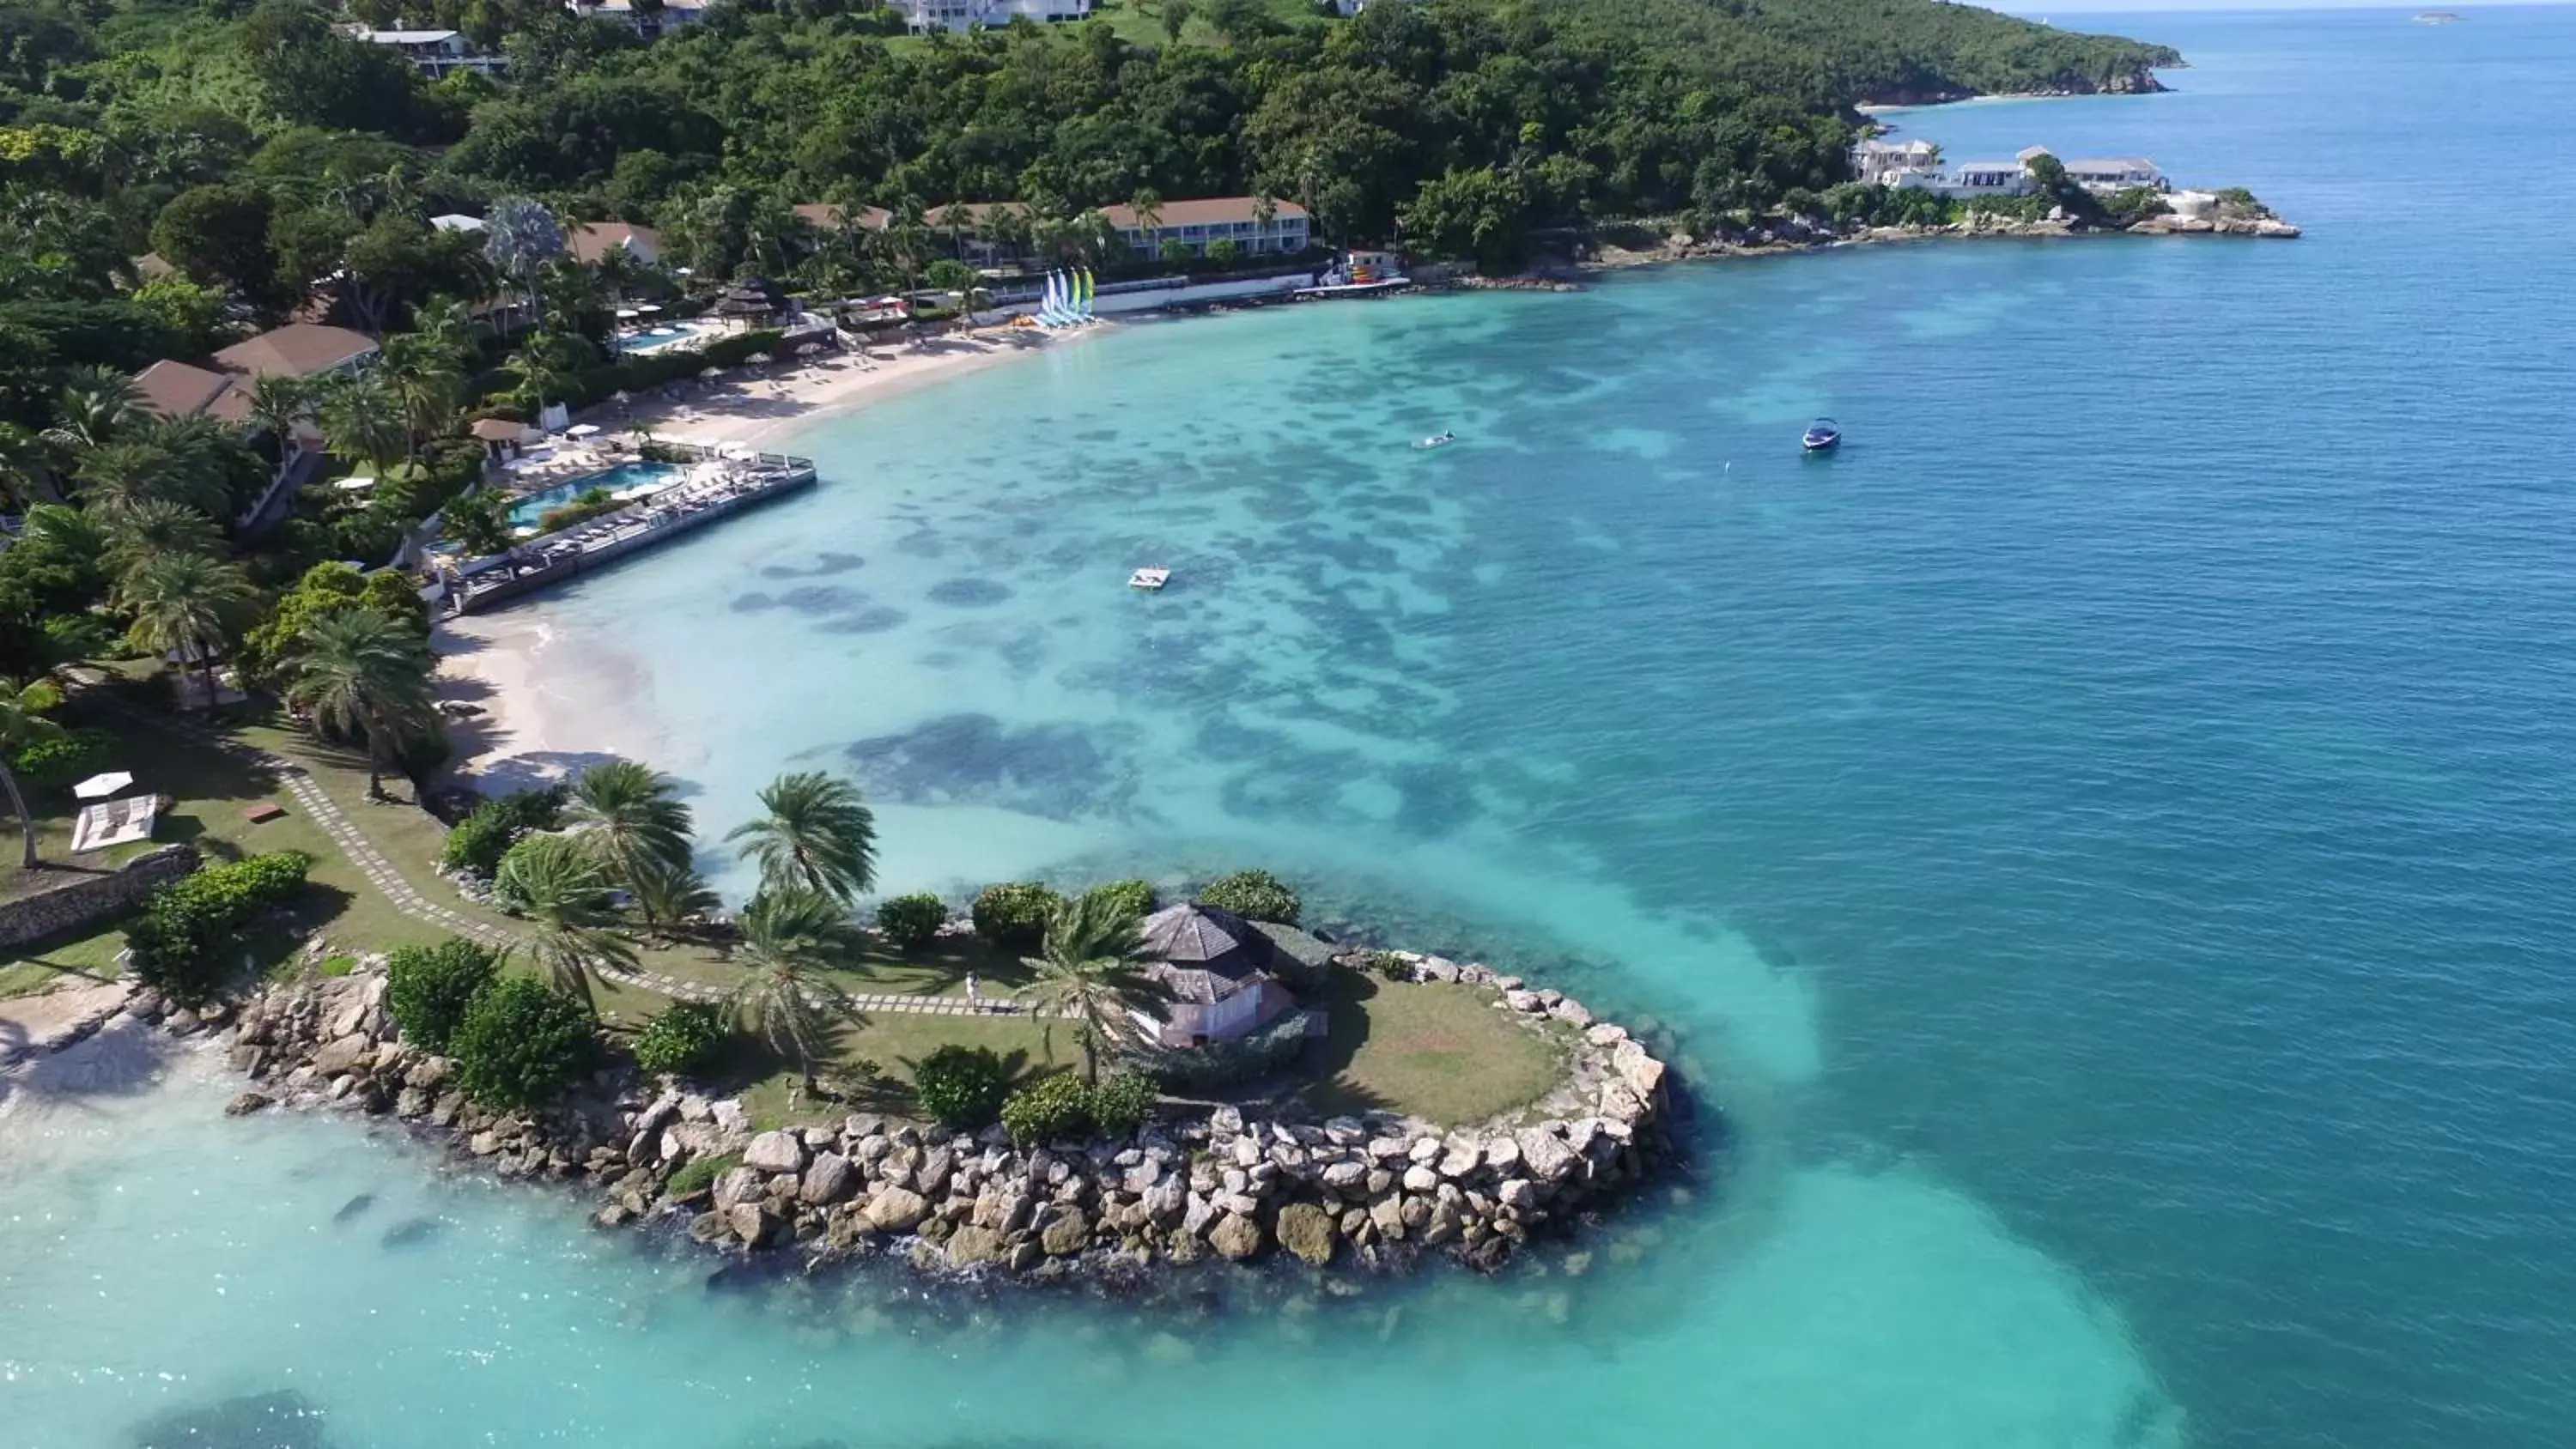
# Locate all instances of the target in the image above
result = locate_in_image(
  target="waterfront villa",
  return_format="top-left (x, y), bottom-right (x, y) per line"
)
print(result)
top-left (892, 0), bottom-right (1090, 33)
top-left (1134, 903), bottom-right (1300, 1048)
top-left (568, 222), bottom-right (665, 267)
top-left (1850, 139), bottom-right (2172, 198)
top-left (1102, 197), bottom-right (1311, 258)
top-left (1850, 137), bottom-right (1943, 188)
top-left (343, 27), bottom-right (507, 77)
top-left (2064, 157), bottom-right (2170, 192)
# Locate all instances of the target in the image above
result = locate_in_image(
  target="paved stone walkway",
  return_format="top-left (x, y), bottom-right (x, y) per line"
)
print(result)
top-left (103, 700), bottom-right (1024, 1018)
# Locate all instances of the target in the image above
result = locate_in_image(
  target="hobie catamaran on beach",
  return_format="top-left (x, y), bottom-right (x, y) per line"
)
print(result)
top-left (1034, 270), bottom-right (1099, 329)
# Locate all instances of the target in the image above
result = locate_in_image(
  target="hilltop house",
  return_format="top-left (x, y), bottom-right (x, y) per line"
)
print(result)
top-left (130, 323), bottom-right (380, 524)
top-left (563, 0), bottom-right (708, 39)
top-left (892, 0), bottom-right (1090, 33)
top-left (1103, 197), bottom-right (1311, 258)
top-left (566, 221), bottom-right (664, 267)
top-left (1133, 903), bottom-right (1299, 1048)
top-left (343, 27), bottom-right (507, 77)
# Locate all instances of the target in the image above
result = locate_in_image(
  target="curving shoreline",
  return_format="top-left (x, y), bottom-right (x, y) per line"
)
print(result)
top-left (186, 944), bottom-right (1684, 1283)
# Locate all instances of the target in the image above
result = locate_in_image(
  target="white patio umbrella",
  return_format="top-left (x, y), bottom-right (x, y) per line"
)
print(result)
top-left (637, 303), bottom-right (663, 313)
top-left (566, 423), bottom-right (604, 438)
top-left (333, 475), bottom-right (375, 492)
top-left (794, 342), bottom-right (822, 355)
top-left (615, 308), bottom-right (641, 319)
top-left (746, 352), bottom-right (773, 366)
top-left (74, 771), bottom-right (133, 800)
top-left (699, 367), bottom-right (723, 380)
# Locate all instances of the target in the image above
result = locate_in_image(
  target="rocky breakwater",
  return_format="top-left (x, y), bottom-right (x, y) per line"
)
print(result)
top-left (200, 956), bottom-right (1679, 1282)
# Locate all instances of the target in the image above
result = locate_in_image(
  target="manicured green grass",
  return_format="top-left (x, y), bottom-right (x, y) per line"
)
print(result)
top-left (730, 1011), bottom-right (1069, 1130)
top-left (1303, 968), bottom-right (1571, 1128)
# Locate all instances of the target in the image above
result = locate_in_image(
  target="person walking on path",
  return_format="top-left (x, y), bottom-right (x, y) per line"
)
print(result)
top-left (964, 972), bottom-right (981, 1013)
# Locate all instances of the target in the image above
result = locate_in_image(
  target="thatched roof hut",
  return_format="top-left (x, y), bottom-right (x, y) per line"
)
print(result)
top-left (715, 276), bottom-right (789, 320)
top-left (1139, 902), bottom-right (1273, 1001)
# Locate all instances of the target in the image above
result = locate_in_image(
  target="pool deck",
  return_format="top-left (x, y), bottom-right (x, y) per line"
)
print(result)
top-left (445, 443), bottom-right (817, 615)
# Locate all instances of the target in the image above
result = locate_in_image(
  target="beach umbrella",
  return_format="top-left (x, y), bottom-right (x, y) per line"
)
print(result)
top-left (616, 308), bottom-right (640, 319)
top-left (637, 303), bottom-right (663, 313)
top-left (333, 475), bottom-right (376, 492)
top-left (794, 342), bottom-right (821, 356)
top-left (566, 423), bottom-right (603, 438)
top-left (73, 771), bottom-right (134, 800)
top-left (699, 367), bottom-right (723, 380)
top-left (612, 390), bottom-right (632, 405)
top-left (746, 352), bottom-right (773, 366)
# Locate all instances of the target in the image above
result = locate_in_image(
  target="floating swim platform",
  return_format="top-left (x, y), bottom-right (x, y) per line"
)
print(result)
top-left (1129, 567), bottom-right (1170, 591)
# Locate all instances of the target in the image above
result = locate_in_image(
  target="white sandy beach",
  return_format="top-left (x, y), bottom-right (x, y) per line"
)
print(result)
top-left (610, 321), bottom-right (1103, 452)
top-left (435, 320), bottom-right (1105, 789)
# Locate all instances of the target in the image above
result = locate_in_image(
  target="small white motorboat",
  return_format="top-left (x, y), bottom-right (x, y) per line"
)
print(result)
top-left (1413, 432), bottom-right (1457, 450)
top-left (1128, 567), bottom-right (1170, 591)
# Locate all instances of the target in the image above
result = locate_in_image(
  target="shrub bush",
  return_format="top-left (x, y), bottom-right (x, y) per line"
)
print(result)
top-left (1197, 869), bottom-right (1300, 925)
top-left (440, 787), bottom-right (565, 877)
top-left (632, 1002), bottom-right (727, 1078)
top-left (385, 937), bottom-right (503, 1052)
top-left (970, 882), bottom-right (1062, 952)
top-left (1089, 878), bottom-right (1155, 923)
top-left (912, 1044), bottom-right (1009, 1129)
top-left (125, 852), bottom-right (313, 1003)
top-left (999, 1072), bottom-right (1091, 1144)
top-left (1137, 1011), bottom-right (1309, 1090)
top-left (12, 726), bottom-right (114, 792)
top-left (874, 892), bottom-right (948, 951)
top-left (1087, 1069), bottom-right (1156, 1136)
top-left (665, 1152), bottom-right (738, 1199)
top-left (449, 976), bottom-right (597, 1111)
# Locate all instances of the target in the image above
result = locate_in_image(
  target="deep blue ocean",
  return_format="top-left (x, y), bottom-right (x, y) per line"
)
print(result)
top-left (10, 9), bottom-right (2576, 1447)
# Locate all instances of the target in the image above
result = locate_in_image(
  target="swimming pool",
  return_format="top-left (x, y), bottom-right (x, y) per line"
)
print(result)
top-left (618, 319), bottom-right (729, 355)
top-left (507, 461), bottom-right (684, 530)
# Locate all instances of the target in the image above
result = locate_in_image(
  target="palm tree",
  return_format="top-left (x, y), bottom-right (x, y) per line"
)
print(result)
top-left (566, 759), bottom-right (694, 888)
top-left (501, 330), bottom-right (582, 416)
top-left (313, 372), bottom-right (410, 476)
top-left (1024, 889), bottom-right (1170, 1083)
top-left (121, 550), bottom-right (255, 712)
top-left (726, 771), bottom-right (877, 905)
top-left (377, 334), bottom-right (465, 454)
top-left (281, 609), bottom-right (435, 800)
top-left (42, 367), bottom-right (141, 453)
top-left (627, 855), bottom-right (719, 937)
top-left (0, 676), bottom-right (65, 870)
top-left (243, 374), bottom-right (308, 453)
top-left (1126, 186), bottom-right (1164, 259)
top-left (492, 833), bottom-right (635, 1014)
top-left (723, 884), bottom-right (862, 1088)
top-left (103, 500), bottom-right (222, 592)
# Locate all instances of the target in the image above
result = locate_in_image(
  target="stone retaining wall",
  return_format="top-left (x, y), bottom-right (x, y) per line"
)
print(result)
top-left (191, 943), bottom-right (1681, 1282)
top-left (0, 844), bottom-right (197, 949)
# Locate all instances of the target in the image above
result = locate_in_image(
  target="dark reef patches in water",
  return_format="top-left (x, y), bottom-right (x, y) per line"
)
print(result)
top-left (842, 713), bottom-right (1141, 818)
top-left (331, 1191), bottom-right (374, 1224)
top-left (927, 578), bottom-right (1013, 608)
top-left (758, 552), bottom-right (866, 579)
top-left (816, 606), bottom-right (909, 634)
top-left (131, 1391), bottom-right (332, 1449)
top-left (380, 1216), bottom-right (442, 1249)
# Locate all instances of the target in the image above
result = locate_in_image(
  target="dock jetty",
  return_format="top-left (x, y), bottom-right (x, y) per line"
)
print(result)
top-left (441, 441), bottom-right (817, 615)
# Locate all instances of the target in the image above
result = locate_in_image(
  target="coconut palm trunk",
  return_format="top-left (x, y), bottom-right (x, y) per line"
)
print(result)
top-left (1, 760), bottom-right (36, 870)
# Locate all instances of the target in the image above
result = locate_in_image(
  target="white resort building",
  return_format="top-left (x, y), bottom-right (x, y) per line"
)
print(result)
top-left (1850, 138), bottom-right (1943, 188)
top-left (1102, 197), bottom-right (1312, 258)
top-left (343, 27), bottom-right (507, 77)
top-left (2063, 157), bottom-right (2171, 192)
top-left (893, 0), bottom-right (1091, 33)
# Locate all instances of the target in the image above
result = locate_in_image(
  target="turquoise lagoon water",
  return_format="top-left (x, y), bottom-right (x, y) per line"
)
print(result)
top-left (507, 462), bottom-right (687, 530)
top-left (14, 9), bottom-right (2576, 1446)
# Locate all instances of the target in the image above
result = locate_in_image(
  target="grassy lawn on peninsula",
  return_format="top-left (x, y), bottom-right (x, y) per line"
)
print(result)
top-left (1302, 968), bottom-right (1574, 1129)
